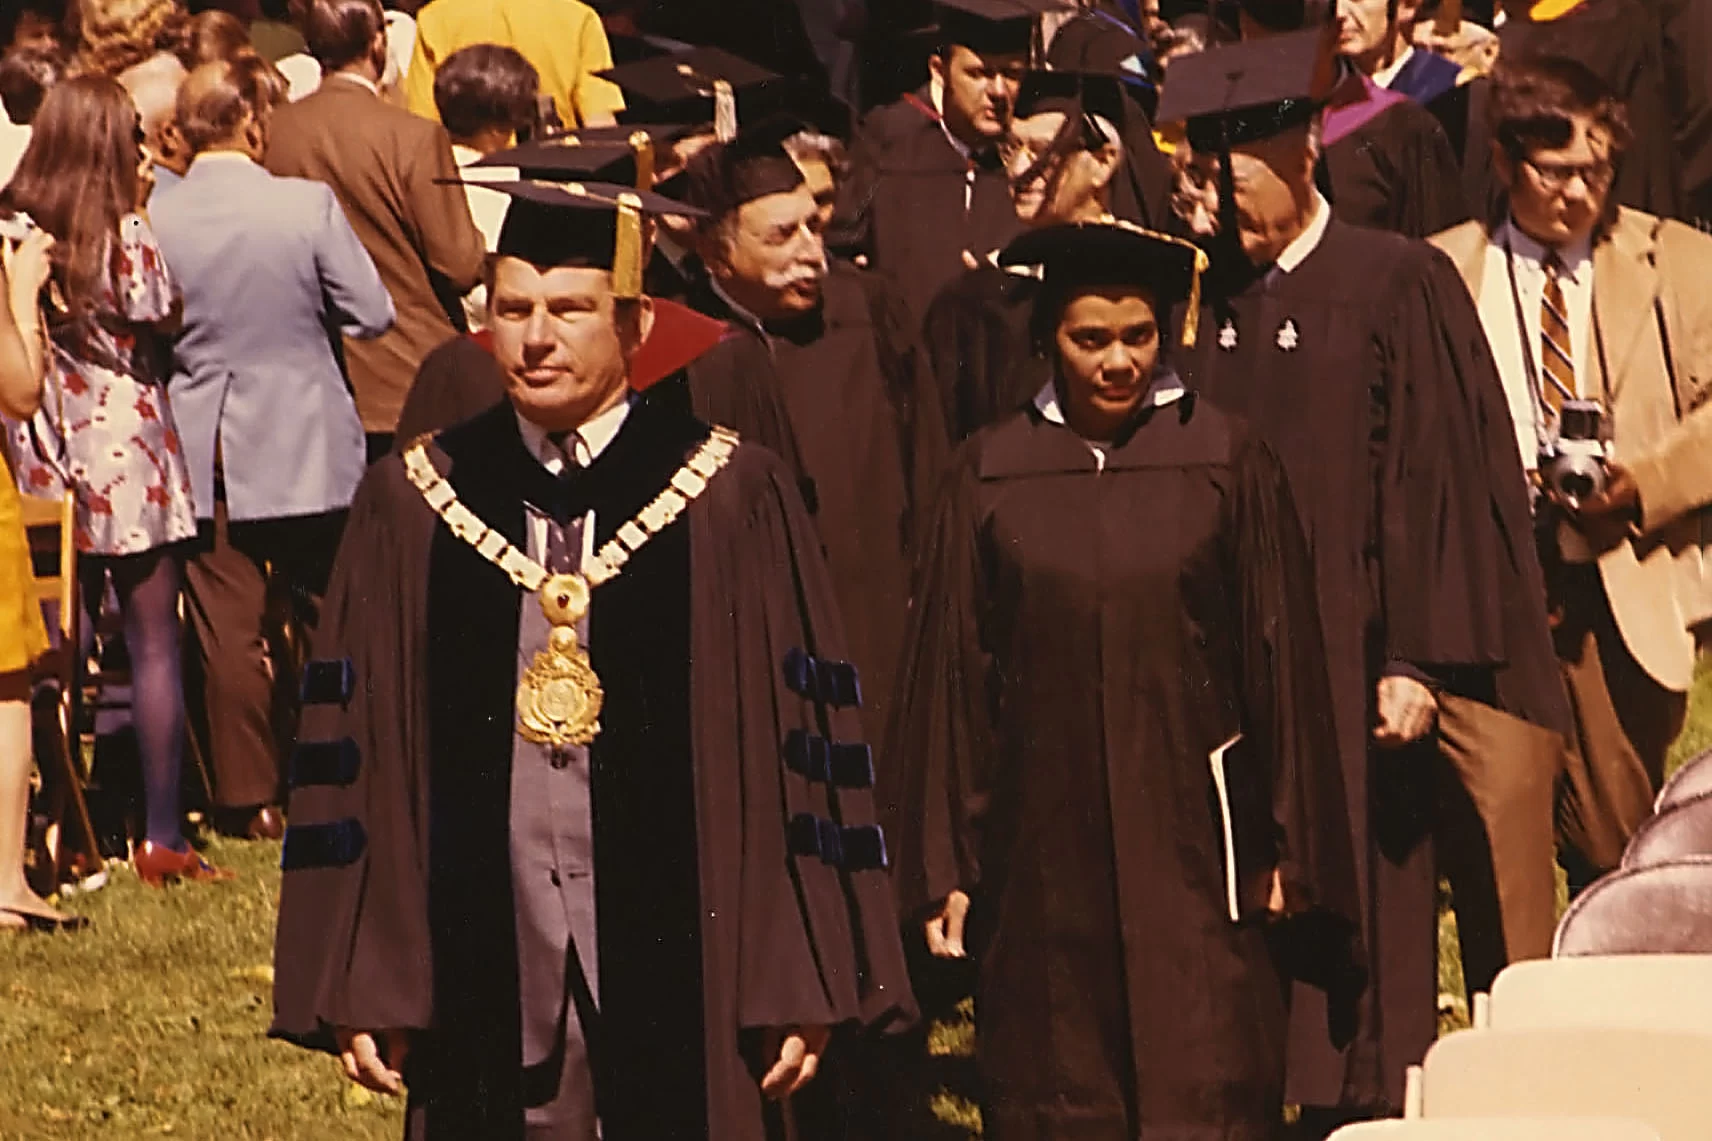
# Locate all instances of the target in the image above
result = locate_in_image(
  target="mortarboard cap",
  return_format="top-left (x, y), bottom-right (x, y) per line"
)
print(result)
top-left (473, 131), bottom-right (666, 192)
top-left (931, 0), bottom-right (1068, 56)
top-left (680, 116), bottom-right (809, 220)
top-left (1153, 27), bottom-right (1337, 150)
top-left (1014, 70), bottom-right (1128, 131)
top-left (999, 219), bottom-right (1211, 346)
top-left (598, 47), bottom-right (780, 142)
top-left (470, 180), bottom-right (705, 299)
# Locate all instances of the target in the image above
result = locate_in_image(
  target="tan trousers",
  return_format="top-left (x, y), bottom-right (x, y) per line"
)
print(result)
top-left (1554, 567), bottom-right (1688, 886)
top-left (1437, 693), bottom-right (1564, 994)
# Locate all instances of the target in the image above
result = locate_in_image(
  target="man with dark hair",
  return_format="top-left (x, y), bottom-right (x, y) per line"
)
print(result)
top-left (1480, 0), bottom-right (1684, 222)
top-left (270, 178), bottom-right (913, 1141)
top-left (681, 121), bottom-right (947, 763)
top-left (1162, 29), bottom-right (1571, 1125)
top-left (834, 0), bottom-right (1055, 322)
top-left (267, 0), bottom-right (484, 459)
top-left (1431, 56), bottom-right (1712, 893)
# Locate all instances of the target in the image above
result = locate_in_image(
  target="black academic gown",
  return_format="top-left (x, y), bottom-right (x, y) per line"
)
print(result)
top-left (270, 396), bottom-right (915, 1141)
top-left (921, 262), bottom-right (1042, 443)
top-left (1488, 0), bottom-right (1685, 222)
top-left (682, 262), bottom-right (948, 756)
top-left (1179, 219), bottom-right (1570, 1110)
top-left (1322, 95), bottom-right (1472, 238)
top-left (833, 87), bottom-right (1022, 323)
top-left (888, 390), bottom-right (1359, 1140)
top-left (1648, 0), bottom-right (1712, 225)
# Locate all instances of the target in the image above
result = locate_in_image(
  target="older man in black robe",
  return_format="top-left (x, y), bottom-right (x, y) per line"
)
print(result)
top-left (270, 180), bottom-right (914, 1141)
top-left (679, 119), bottom-right (948, 759)
top-left (1162, 32), bottom-right (1571, 1120)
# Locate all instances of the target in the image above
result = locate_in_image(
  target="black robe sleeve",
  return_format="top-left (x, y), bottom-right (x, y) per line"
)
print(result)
top-left (1226, 432), bottom-right (1358, 925)
top-left (688, 443), bottom-right (917, 1043)
top-left (1374, 245), bottom-right (1571, 734)
top-left (882, 446), bottom-right (994, 919)
top-left (271, 457), bottom-right (438, 1049)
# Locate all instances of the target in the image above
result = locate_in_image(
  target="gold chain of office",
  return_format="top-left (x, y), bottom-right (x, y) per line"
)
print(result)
top-left (401, 426), bottom-right (740, 748)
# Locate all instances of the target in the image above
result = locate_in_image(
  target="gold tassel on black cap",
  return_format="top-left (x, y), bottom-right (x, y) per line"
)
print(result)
top-left (714, 79), bottom-right (737, 142)
top-left (614, 192), bottom-right (644, 300)
top-left (1183, 247), bottom-right (1209, 348)
top-left (628, 130), bottom-right (655, 191)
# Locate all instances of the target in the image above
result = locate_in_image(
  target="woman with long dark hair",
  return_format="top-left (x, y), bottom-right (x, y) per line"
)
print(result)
top-left (1, 74), bottom-right (227, 885)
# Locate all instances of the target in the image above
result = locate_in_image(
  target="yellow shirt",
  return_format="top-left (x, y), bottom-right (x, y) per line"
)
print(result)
top-left (404, 0), bottom-right (625, 128)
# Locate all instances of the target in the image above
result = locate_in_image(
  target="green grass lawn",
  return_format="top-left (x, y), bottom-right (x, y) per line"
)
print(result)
top-left (0, 836), bottom-right (403, 1140)
top-left (4, 667), bottom-right (1710, 1140)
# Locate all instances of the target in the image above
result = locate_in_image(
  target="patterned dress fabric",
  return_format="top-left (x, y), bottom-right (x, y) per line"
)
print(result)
top-left (12, 215), bottom-right (196, 556)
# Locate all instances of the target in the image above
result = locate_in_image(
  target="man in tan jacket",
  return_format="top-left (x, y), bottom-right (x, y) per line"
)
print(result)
top-left (1432, 56), bottom-right (1712, 888)
top-left (268, 0), bottom-right (485, 457)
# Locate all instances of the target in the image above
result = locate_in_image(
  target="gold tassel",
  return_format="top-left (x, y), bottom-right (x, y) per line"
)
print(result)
top-left (614, 193), bottom-right (644, 300)
top-left (628, 131), bottom-right (655, 191)
top-left (1182, 248), bottom-right (1209, 348)
top-left (714, 79), bottom-right (737, 142)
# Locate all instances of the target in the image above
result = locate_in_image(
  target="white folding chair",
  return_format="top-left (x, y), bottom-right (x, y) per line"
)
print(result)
top-left (1485, 954), bottom-right (1712, 1036)
top-left (1329, 1119), bottom-right (1660, 1141)
top-left (1419, 1027), bottom-right (1712, 1141)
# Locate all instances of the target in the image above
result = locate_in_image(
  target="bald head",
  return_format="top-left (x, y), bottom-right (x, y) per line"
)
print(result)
top-left (118, 50), bottom-right (186, 133)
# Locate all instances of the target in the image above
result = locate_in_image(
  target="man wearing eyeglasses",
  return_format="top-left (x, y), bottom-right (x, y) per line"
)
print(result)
top-left (1433, 56), bottom-right (1712, 893)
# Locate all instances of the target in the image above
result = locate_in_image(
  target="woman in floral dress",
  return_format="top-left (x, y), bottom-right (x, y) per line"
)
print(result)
top-left (2, 75), bottom-right (227, 884)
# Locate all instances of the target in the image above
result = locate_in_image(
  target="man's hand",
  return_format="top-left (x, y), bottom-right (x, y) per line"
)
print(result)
top-left (924, 889), bottom-right (971, 958)
top-left (760, 1024), bottom-right (831, 1100)
top-left (1563, 462), bottom-right (1641, 550)
top-left (335, 1028), bottom-right (411, 1096)
top-left (1373, 675), bottom-right (1437, 748)
top-left (1267, 867), bottom-right (1287, 916)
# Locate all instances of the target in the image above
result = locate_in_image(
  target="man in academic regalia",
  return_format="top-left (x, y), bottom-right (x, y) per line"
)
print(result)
top-left (835, 0), bottom-right (1056, 322)
top-left (269, 178), bottom-right (915, 1141)
top-left (1337, 0), bottom-right (1477, 161)
top-left (1161, 31), bottom-right (1572, 1122)
top-left (1043, 5), bottom-right (1176, 228)
top-left (677, 119), bottom-right (948, 758)
top-left (1233, 0), bottom-right (1471, 237)
top-left (923, 70), bottom-right (1132, 441)
top-left (893, 217), bottom-right (1361, 1140)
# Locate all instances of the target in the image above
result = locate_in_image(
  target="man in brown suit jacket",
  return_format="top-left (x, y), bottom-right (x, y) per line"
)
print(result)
top-left (267, 0), bottom-right (485, 456)
top-left (1433, 57), bottom-right (1712, 889)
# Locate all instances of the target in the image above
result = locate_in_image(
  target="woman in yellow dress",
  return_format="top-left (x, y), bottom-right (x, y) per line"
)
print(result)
top-left (0, 225), bottom-right (83, 931)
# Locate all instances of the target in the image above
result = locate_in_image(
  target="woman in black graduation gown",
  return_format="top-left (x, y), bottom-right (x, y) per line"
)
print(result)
top-left (888, 220), bottom-right (1360, 1140)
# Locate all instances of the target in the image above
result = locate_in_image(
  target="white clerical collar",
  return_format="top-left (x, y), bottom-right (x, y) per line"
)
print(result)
top-left (929, 77), bottom-right (973, 162)
top-left (1371, 45), bottom-right (1416, 89)
top-left (1274, 191), bottom-right (1332, 275)
top-left (330, 71), bottom-right (380, 96)
top-left (517, 393), bottom-right (634, 473)
top-left (1500, 216), bottom-right (1593, 283)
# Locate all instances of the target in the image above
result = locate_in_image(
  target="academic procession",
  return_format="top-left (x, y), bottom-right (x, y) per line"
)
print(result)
top-left (1, 0), bottom-right (1712, 1137)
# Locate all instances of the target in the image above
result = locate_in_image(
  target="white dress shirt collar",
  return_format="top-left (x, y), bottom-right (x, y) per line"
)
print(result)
top-left (517, 394), bottom-right (634, 475)
top-left (1500, 216), bottom-right (1593, 284)
top-left (1273, 191), bottom-right (1332, 275)
top-left (929, 77), bottom-right (973, 162)
top-left (1033, 371), bottom-right (1186, 468)
top-left (1371, 45), bottom-right (1416, 89)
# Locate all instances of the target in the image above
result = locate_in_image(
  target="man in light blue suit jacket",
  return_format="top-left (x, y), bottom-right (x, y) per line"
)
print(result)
top-left (151, 57), bottom-right (395, 836)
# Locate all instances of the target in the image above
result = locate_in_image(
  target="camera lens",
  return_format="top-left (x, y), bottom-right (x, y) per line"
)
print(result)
top-left (1560, 472), bottom-right (1596, 501)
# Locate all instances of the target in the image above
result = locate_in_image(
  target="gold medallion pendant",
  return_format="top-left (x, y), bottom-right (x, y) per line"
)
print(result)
top-left (516, 573), bottom-right (604, 747)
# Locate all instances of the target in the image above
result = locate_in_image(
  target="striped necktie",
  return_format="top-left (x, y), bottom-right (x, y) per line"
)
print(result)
top-left (1540, 251), bottom-right (1576, 419)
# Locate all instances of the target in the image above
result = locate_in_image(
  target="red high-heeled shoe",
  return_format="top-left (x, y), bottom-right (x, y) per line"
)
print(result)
top-left (133, 841), bottom-right (236, 887)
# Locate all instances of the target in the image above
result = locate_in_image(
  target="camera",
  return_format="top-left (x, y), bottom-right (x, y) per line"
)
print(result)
top-left (1539, 399), bottom-right (1612, 504)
